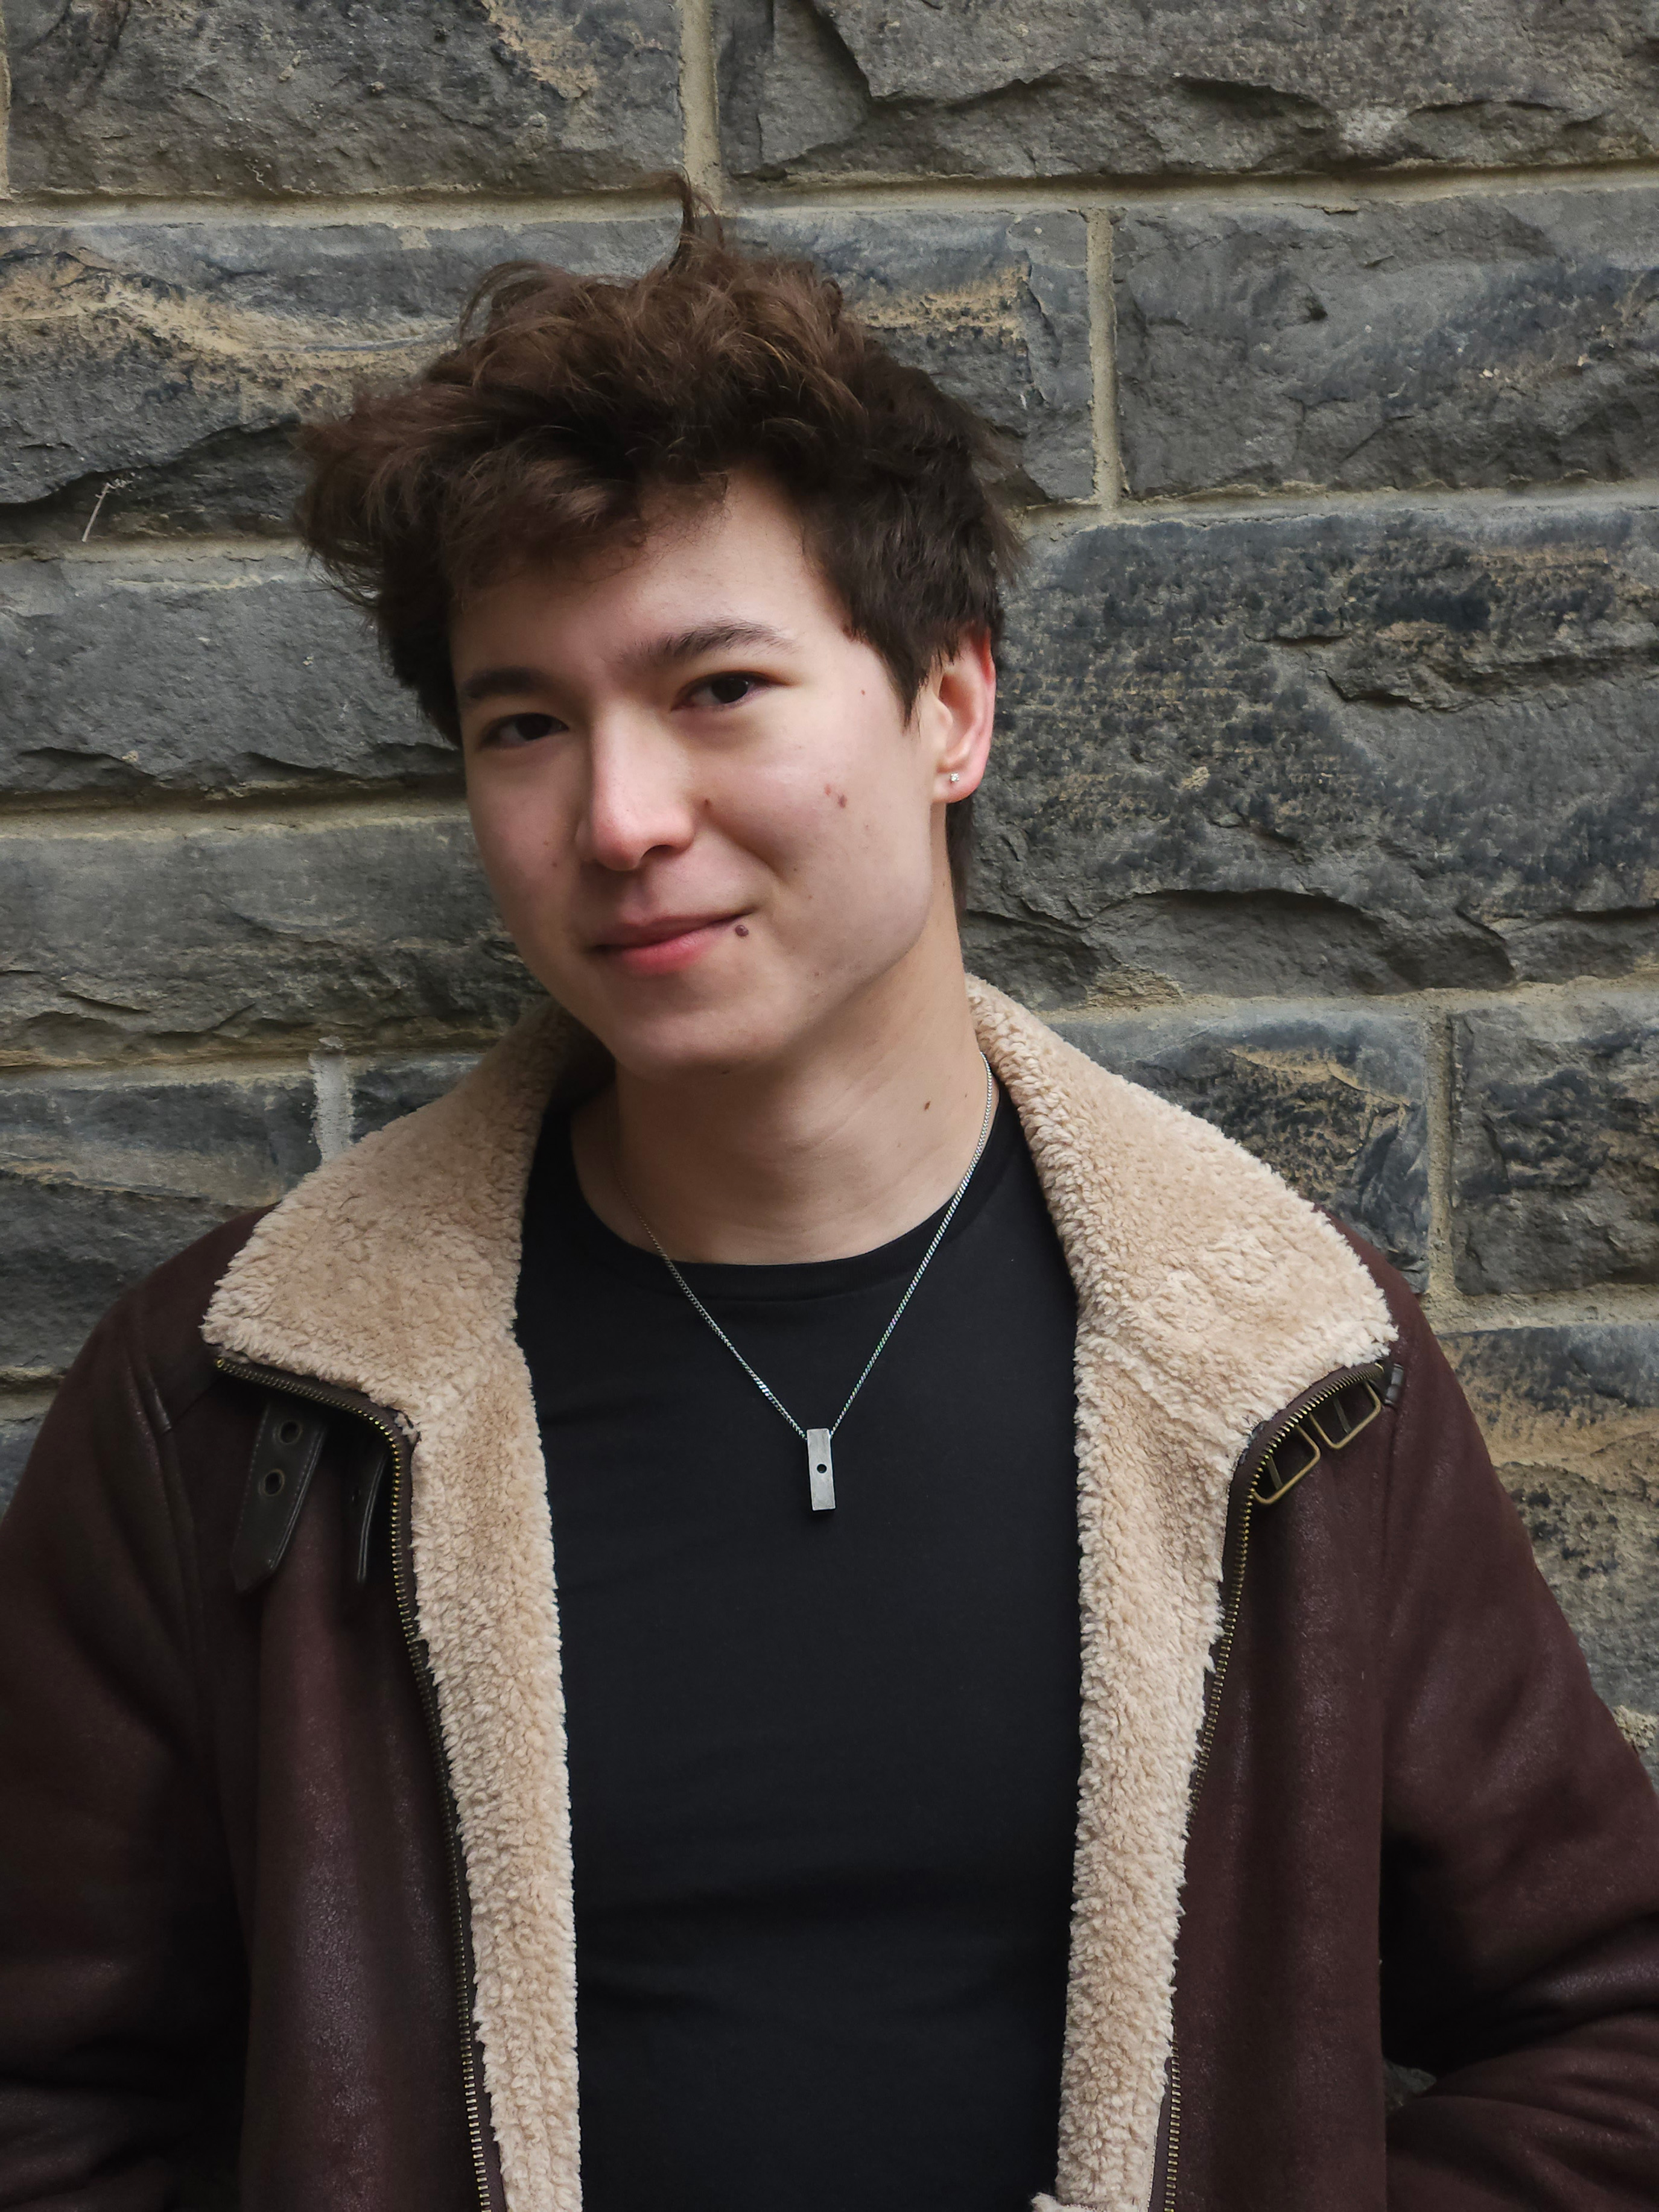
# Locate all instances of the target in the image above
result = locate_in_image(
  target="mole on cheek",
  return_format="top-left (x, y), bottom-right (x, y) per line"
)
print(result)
top-left (838, 794), bottom-right (847, 808)
top-left (734, 922), bottom-right (750, 938)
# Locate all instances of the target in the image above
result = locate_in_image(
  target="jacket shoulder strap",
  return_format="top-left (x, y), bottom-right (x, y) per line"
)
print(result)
top-left (230, 1393), bottom-right (331, 1594)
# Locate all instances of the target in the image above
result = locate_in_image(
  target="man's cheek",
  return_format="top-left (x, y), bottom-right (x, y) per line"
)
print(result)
top-left (487, 815), bottom-right (565, 895)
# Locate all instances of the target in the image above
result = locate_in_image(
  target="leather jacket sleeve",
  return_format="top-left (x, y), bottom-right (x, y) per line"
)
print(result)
top-left (0, 1295), bottom-right (246, 2210)
top-left (1377, 1290), bottom-right (1659, 2205)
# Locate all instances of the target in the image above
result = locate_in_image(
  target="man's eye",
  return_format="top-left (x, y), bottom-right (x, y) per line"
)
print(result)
top-left (483, 712), bottom-right (562, 749)
top-left (688, 671), bottom-right (764, 709)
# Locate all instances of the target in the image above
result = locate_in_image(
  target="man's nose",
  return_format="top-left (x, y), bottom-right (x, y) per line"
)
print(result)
top-left (575, 718), bottom-right (699, 873)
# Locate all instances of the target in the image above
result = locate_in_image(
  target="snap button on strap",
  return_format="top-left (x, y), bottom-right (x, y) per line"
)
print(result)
top-left (232, 1393), bottom-right (331, 1593)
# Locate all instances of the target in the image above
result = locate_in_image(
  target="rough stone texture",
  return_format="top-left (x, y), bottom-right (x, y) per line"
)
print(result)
top-left (0, 211), bottom-right (1091, 537)
top-left (0, 1416), bottom-right (43, 1516)
top-left (716, 0), bottom-right (1659, 183)
top-left (0, 1069), bottom-right (318, 1374)
top-left (1448, 1325), bottom-right (1659, 1779)
top-left (5, 0), bottom-right (683, 198)
top-left (966, 501), bottom-right (1659, 1009)
top-left (0, 221), bottom-right (673, 543)
top-left (1, 553), bottom-right (458, 799)
top-left (1114, 190), bottom-right (1659, 500)
top-left (1453, 996), bottom-right (1659, 1295)
top-left (1053, 1004), bottom-right (1429, 1284)
top-left (734, 212), bottom-right (1093, 501)
top-left (1, 814), bottom-right (541, 1068)
top-left (352, 1053), bottom-right (486, 1140)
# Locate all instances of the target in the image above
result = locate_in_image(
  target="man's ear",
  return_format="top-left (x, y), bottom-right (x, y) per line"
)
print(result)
top-left (927, 627), bottom-right (997, 803)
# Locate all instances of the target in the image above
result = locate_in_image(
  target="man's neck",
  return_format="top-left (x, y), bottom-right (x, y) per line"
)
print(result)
top-left (569, 954), bottom-right (989, 1266)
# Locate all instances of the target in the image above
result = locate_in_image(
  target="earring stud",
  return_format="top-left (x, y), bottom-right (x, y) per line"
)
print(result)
top-left (948, 772), bottom-right (960, 784)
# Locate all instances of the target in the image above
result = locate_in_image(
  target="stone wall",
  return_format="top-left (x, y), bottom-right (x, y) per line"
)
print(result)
top-left (2, 0), bottom-right (1655, 1769)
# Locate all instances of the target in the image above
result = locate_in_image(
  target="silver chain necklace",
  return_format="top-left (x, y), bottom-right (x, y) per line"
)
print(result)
top-left (617, 1054), bottom-right (997, 1513)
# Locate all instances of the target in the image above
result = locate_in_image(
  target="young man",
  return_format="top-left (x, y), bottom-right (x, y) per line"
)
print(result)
top-left (1, 215), bottom-right (1657, 2212)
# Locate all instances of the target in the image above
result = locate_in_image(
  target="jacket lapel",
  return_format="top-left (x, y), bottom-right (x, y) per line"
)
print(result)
top-left (205, 980), bottom-right (1391, 2212)
top-left (965, 982), bottom-right (1391, 2210)
top-left (208, 1001), bottom-right (590, 2212)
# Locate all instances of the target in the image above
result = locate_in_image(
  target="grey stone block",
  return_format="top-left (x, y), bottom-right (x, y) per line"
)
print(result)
top-left (0, 1413), bottom-right (44, 1516)
top-left (0, 221), bottom-right (674, 541)
top-left (0, 553), bottom-right (459, 799)
top-left (352, 1052), bottom-right (486, 1140)
top-left (1053, 1005), bottom-right (1429, 1285)
top-left (966, 501), bottom-right (1659, 1007)
top-left (1452, 997), bottom-right (1659, 1295)
top-left (6, 0), bottom-right (682, 198)
top-left (732, 212), bottom-right (1093, 501)
top-left (0, 814), bottom-right (542, 1067)
top-left (0, 1069), bottom-right (319, 1374)
top-left (717, 0), bottom-right (1659, 183)
top-left (1447, 1325), bottom-right (1659, 1778)
top-left (0, 212), bottom-right (1085, 531)
top-left (1114, 190), bottom-right (1659, 499)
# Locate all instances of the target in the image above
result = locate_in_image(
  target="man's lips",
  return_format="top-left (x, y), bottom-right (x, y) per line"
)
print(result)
top-left (591, 913), bottom-right (749, 977)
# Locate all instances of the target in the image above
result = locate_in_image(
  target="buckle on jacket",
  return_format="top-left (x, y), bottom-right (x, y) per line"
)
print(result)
top-left (1252, 1424), bottom-right (1322, 1507)
top-left (1308, 1381), bottom-right (1383, 1454)
top-left (1252, 1379), bottom-right (1385, 1510)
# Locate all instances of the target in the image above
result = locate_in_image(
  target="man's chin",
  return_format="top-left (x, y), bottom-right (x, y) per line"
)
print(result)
top-left (560, 984), bottom-right (800, 1088)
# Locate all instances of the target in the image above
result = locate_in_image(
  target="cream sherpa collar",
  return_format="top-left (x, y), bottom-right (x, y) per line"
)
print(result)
top-left (205, 978), bottom-right (1391, 2212)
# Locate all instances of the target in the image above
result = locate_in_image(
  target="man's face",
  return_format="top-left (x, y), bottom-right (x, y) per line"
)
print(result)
top-left (451, 471), bottom-right (991, 1080)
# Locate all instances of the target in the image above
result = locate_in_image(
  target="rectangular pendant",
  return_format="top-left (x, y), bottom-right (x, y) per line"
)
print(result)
top-left (805, 1428), bottom-right (836, 1513)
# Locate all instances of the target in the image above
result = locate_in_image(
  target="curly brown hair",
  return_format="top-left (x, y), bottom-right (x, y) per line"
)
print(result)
top-left (296, 196), bottom-right (1021, 895)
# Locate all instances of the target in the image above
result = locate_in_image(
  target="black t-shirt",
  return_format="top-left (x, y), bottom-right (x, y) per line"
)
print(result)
top-left (514, 1090), bottom-right (1082, 2212)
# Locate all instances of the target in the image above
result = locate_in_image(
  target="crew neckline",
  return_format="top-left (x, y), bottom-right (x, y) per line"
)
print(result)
top-left (536, 1083), bottom-right (1018, 1307)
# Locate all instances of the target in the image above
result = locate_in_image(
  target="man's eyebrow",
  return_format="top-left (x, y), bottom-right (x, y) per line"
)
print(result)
top-left (455, 624), bottom-right (795, 707)
top-left (627, 620), bottom-right (798, 673)
top-left (456, 664), bottom-right (547, 705)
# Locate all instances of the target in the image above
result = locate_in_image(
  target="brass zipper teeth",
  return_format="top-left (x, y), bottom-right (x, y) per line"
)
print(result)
top-left (1161, 2032), bottom-right (1182, 2212)
top-left (1190, 1363), bottom-right (1385, 1801)
top-left (215, 1356), bottom-right (407, 1470)
top-left (215, 1357), bottom-right (493, 2212)
top-left (1187, 1479), bottom-right (1261, 1805)
top-left (1164, 1357), bottom-right (1389, 2205)
top-left (1250, 1363), bottom-right (1391, 1503)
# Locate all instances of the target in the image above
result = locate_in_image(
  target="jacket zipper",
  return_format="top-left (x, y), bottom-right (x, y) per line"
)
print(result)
top-left (1160, 2035), bottom-right (1182, 2212)
top-left (1158, 1356), bottom-right (1390, 2210)
top-left (1189, 1360), bottom-right (1389, 1803)
top-left (215, 1355), bottom-right (493, 2212)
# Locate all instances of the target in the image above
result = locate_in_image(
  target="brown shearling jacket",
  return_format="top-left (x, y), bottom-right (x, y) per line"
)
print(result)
top-left (2, 980), bottom-right (1658, 2212)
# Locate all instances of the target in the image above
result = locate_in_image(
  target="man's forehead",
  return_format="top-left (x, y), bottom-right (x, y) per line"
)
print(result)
top-left (451, 484), bottom-right (849, 691)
